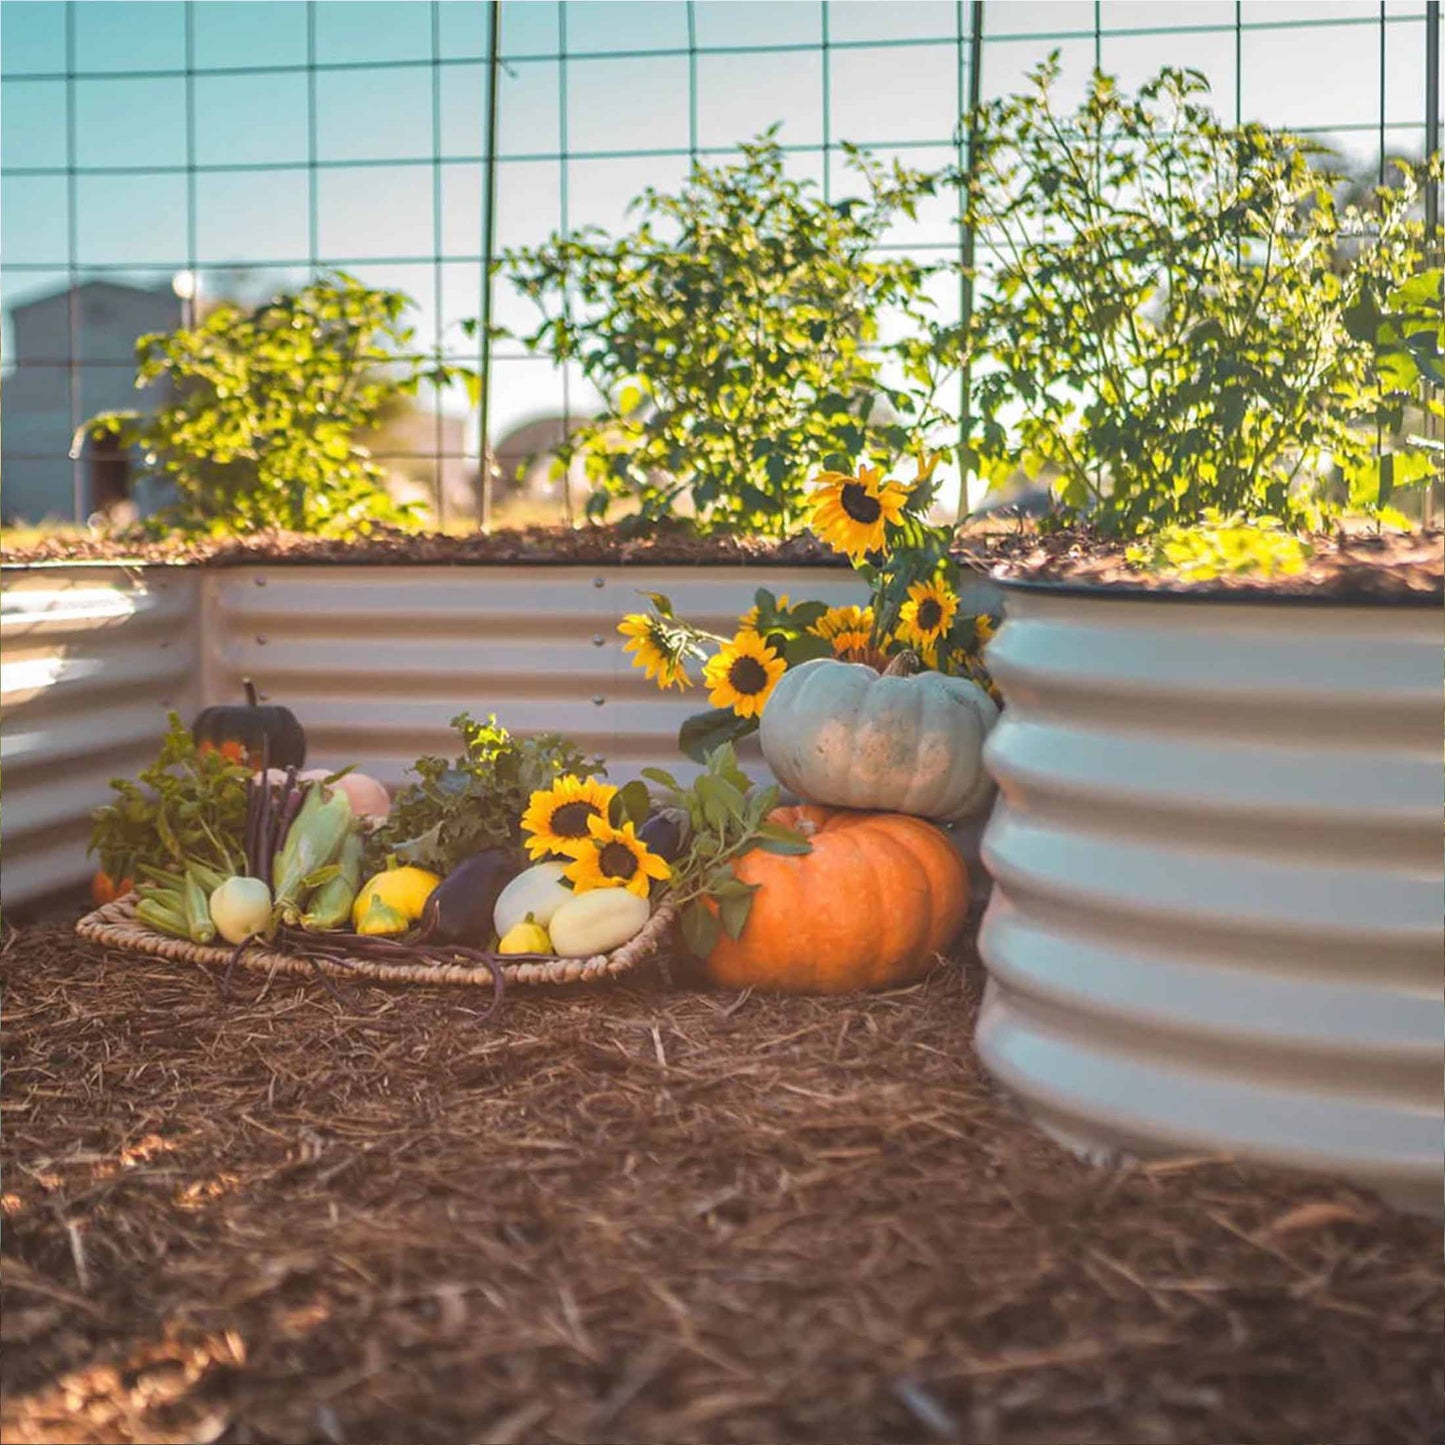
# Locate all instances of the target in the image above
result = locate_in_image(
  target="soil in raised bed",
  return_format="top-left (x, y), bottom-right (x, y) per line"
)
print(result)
top-left (7, 518), bottom-right (1440, 604)
top-left (2, 917), bottom-right (1440, 1445)
top-left (977, 523), bottom-right (1445, 601)
top-left (0, 523), bottom-right (854, 570)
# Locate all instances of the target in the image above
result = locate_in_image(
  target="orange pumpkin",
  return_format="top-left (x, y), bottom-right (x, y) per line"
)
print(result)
top-left (91, 869), bottom-right (133, 906)
top-left (706, 805), bottom-right (969, 994)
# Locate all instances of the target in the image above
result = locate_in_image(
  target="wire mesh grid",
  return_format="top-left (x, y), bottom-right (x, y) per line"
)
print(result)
top-left (0, 0), bottom-right (1439, 526)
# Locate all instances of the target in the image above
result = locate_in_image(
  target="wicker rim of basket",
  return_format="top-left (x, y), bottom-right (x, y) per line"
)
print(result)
top-left (76, 894), bottom-right (677, 989)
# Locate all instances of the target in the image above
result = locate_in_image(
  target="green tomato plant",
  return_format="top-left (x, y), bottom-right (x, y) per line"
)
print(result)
top-left (498, 131), bottom-right (962, 535)
top-left (78, 272), bottom-right (476, 538)
top-left (959, 59), bottom-right (1438, 537)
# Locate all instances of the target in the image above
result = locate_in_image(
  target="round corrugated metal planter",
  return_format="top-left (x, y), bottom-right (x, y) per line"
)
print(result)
top-left (976, 578), bottom-right (1442, 1214)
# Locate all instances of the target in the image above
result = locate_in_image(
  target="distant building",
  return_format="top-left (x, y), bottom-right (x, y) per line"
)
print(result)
top-left (2, 280), bottom-right (183, 525)
top-left (363, 403), bottom-right (477, 523)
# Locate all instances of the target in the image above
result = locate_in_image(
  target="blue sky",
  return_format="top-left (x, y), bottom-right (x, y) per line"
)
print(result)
top-left (1, 0), bottom-right (1435, 495)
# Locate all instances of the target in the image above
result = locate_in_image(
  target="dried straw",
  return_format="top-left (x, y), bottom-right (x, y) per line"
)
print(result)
top-left (4, 916), bottom-right (1439, 1445)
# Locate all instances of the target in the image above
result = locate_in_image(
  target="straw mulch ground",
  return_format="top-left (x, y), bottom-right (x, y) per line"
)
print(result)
top-left (3, 916), bottom-right (1440, 1445)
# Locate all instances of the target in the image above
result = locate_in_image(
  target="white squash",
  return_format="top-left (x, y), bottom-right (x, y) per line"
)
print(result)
top-left (209, 876), bottom-right (273, 944)
top-left (493, 862), bottom-right (572, 938)
top-left (549, 887), bottom-right (650, 957)
top-left (759, 656), bottom-right (999, 823)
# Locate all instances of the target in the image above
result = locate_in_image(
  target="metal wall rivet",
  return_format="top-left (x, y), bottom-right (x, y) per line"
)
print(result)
top-left (254, 575), bottom-right (267, 587)
top-left (592, 633), bottom-right (605, 646)
top-left (256, 634), bottom-right (268, 645)
top-left (592, 577), bottom-right (605, 588)
top-left (592, 695), bottom-right (605, 706)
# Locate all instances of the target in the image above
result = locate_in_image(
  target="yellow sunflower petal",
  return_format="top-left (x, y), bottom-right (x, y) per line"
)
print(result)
top-left (521, 775), bottom-right (618, 860)
top-left (704, 630), bottom-right (787, 719)
top-left (566, 817), bottom-right (670, 897)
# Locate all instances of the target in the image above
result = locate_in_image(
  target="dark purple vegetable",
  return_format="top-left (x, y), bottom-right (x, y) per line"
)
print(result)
top-left (192, 677), bottom-right (306, 770)
top-left (639, 811), bottom-right (686, 863)
top-left (419, 849), bottom-right (519, 944)
top-left (253, 735), bottom-right (272, 881)
top-left (242, 771), bottom-right (261, 880)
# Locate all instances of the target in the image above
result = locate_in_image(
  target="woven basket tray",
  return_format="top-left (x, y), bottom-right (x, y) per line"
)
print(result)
top-left (76, 894), bottom-right (676, 989)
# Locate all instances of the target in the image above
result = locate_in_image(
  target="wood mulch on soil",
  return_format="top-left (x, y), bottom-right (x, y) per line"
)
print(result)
top-left (2, 916), bottom-right (1441, 1445)
top-left (8, 519), bottom-right (1441, 604)
top-left (979, 524), bottom-right (1445, 601)
top-left (0, 524), bottom-right (854, 571)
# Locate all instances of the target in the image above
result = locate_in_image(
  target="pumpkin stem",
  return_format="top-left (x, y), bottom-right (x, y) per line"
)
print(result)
top-left (242, 677), bottom-right (259, 708)
top-left (883, 649), bottom-right (921, 678)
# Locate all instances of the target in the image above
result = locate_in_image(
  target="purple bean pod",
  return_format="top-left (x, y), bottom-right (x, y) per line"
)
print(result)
top-left (256, 736), bottom-right (273, 885)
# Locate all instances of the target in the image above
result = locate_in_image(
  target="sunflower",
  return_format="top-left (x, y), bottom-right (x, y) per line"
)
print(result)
top-left (618, 613), bottom-right (690, 691)
top-left (829, 628), bottom-right (893, 668)
top-left (702, 630), bottom-right (787, 719)
top-left (564, 815), bottom-right (671, 899)
top-left (806, 465), bottom-right (909, 560)
top-left (974, 613), bottom-right (997, 646)
top-left (520, 775), bottom-right (619, 860)
top-left (810, 604), bottom-right (875, 642)
top-left (897, 578), bottom-right (959, 649)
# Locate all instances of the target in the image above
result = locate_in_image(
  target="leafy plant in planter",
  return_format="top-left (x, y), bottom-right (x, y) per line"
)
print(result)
top-left (959, 59), bottom-right (1438, 537)
top-left (498, 131), bottom-right (961, 535)
top-left (1342, 231), bottom-right (1443, 514)
top-left (78, 272), bottom-right (476, 537)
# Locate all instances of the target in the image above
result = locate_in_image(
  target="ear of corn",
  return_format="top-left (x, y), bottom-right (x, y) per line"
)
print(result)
top-left (300, 830), bottom-right (364, 931)
top-left (272, 785), bottom-right (356, 925)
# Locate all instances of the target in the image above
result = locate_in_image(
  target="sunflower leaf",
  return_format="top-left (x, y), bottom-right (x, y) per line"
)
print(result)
top-left (784, 600), bottom-right (830, 629)
top-left (678, 708), bottom-right (755, 765)
top-left (783, 633), bottom-right (833, 666)
top-left (752, 822), bottom-right (813, 855)
top-left (680, 900), bottom-right (722, 958)
top-left (697, 773), bottom-right (748, 829)
top-left (718, 891), bottom-right (754, 941)
top-left (618, 779), bottom-right (652, 827)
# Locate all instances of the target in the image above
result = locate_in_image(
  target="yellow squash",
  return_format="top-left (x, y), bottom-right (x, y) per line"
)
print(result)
top-left (352, 863), bottom-right (441, 931)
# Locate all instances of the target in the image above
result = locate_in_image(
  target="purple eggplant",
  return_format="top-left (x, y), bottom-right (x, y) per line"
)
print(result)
top-left (419, 849), bottom-right (520, 945)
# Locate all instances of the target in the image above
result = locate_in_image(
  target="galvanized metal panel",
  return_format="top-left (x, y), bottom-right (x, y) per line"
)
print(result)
top-left (207, 566), bottom-right (887, 786)
top-left (2, 568), bottom-right (202, 907)
top-left (2, 561), bottom-right (1002, 909)
top-left (976, 590), bottom-right (1443, 1214)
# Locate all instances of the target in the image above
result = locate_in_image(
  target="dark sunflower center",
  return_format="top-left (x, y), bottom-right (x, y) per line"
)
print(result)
top-left (840, 483), bottom-right (882, 524)
top-left (599, 842), bottom-right (639, 879)
top-left (729, 656), bottom-right (769, 695)
top-left (552, 801), bottom-right (599, 837)
top-left (916, 599), bottom-right (944, 632)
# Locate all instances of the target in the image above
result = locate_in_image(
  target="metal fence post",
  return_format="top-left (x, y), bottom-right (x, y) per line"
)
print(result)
top-left (476, 0), bottom-right (502, 529)
top-left (955, 0), bottom-right (985, 525)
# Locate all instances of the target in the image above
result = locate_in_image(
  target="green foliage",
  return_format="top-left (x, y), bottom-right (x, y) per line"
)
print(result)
top-left (90, 713), bottom-right (250, 880)
top-left (1125, 510), bottom-right (1314, 581)
top-left (1343, 256), bottom-right (1444, 511)
top-left (642, 745), bottom-right (810, 958)
top-left (368, 713), bottom-right (603, 877)
top-left (500, 131), bottom-right (959, 535)
top-left (80, 273), bottom-right (475, 538)
top-left (961, 60), bottom-right (1437, 536)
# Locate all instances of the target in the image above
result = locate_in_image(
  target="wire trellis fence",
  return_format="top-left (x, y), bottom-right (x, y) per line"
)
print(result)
top-left (0, 0), bottom-right (1438, 527)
